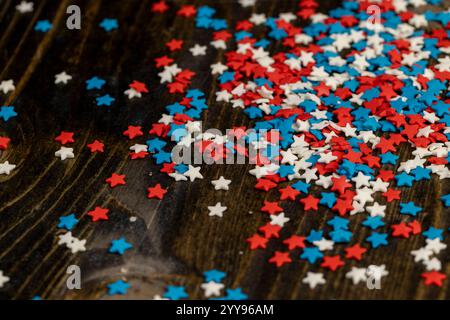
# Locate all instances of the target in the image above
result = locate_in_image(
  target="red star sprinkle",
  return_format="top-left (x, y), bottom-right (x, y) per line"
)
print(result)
top-left (151, 1), bottom-right (169, 13)
top-left (283, 235), bottom-right (306, 250)
top-left (129, 80), bottom-right (149, 93)
top-left (0, 136), bottom-right (10, 150)
top-left (254, 178), bottom-right (277, 191)
top-left (87, 206), bottom-right (109, 222)
top-left (130, 151), bottom-right (149, 159)
top-left (155, 55), bottom-right (174, 68)
top-left (177, 5), bottom-right (196, 17)
top-left (391, 222), bottom-right (412, 238)
top-left (246, 234), bottom-right (268, 250)
top-left (279, 186), bottom-right (300, 201)
top-left (166, 39), bottom-right (183, 51)
top-left (421, 271), bottom-right (446, 287)
top-left (123, 126), bottom-right (143, 139)
top-left (261, 201), bottom-right (283, 214)
top-left (300, 195), bottom-right (319, 211)
top-left (87, 140), bottom-right (104, 153)
top-left (268, 251), bottom-right (292, 267)
top-left (344, 244), bottom-right (367, 261)
top-left (259, 223), bottom-right (281, 239)
top-left (147, 183), bottom-right (167, 200)
top-left (382, 189), bottom-right (401, 202)
top-left (408, 220), bottom-right (422, 235)
top-left (55, 131), bottom-right (74, 145)
top-left (331, 176), bottom-right (352, 195)
top-left (321, 255), bottom-right (345, 271)
top-left (105, 173), bottom-right (126, 188)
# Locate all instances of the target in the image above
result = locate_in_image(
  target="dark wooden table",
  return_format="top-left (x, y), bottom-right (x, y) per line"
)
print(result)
top-left (0, 0), bottom-right (448, 300)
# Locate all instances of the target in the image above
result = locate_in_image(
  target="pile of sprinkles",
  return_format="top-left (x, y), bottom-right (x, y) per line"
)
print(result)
top-left (1, 0), bottom-right (450, 299)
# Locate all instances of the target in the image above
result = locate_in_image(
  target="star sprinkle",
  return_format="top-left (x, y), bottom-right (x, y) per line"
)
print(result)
top-left (35, 20), bottom-right (52, 32)
top-left (100, 18), bottom-right (118, 32)
top-left (269, 251), bottom-right (291, 267)
top-left (57, 214), bottom-right (78, 230)
top-left (190, 44), bottom-right (207, 56)
top-left (0, 136), bottom-right (11, 150)
top-left (0, 80), bottom-right (15, 94)
top-left (147, 183), bottom-right (167, 200)
top-left (302, 272), bottom-right (325, 289)
top-left (55, 147), bottom-right (74, 160)
top-left (421, 271), bottom-right (446, 287)
top-left (87, 206), bottom-right (109, 222)
top-left (57, 232), bottom-right (86, 253)
top-left (201, 281), bottom-right (224, 298)
top-left (96, 94), bottom-right (115, 106)
top-left (345, 267), bottom-right (367, 285)
top-left (105, 173), bottom-right (126, 188)
top-left (109, 237), bottom-right (133, 255)
top-left (55, 131), bottom-right (74, 145)
top-left (208, 202), bottom-right (227, 218)
top-left (211, 176), bottom-right (231, 191)
top-left (0, 161), bottom-right (16, 175)
top-left (54, 71), bottom-right (72, 84)
top-left (86, 76), bottom-right (105, 90)
top-left (184, 165), bottom-right (203, 181)
top-left (87, 140), bottom-right (104, 153)
top-left (163, 285), bottom-right (189, 300)
top-left (0, 271), bottom-right (10, 288)
top-left (16, 1), bottom-right (33, 13)
top-left (107, 280), bottom-right (130, 295)
top-left (0, 106), bottom-right (17, 121)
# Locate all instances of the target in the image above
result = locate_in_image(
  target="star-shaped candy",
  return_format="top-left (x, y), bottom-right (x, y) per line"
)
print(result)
top-left (190, 44), bottom-right (207, 56)
top-left (345, 267), bottom-right (367, 285)
top-left (302, 272), bottom-right (325, 289)
top-left (107, 280), bottom-right (130, 295)
top-left (109, 237), bottom-right (133, 255)
top-left (35, 20), bottom-right (52, 32)
top-left (16, 1), bottom-right (33, 13)
top-left (203, 269), bottom-right (226, 283)
top-left (399, 202), bottom-right (422, 216)
top-left (366, 232), bottom-right (388, 249)
top-left (0, 106), bottom-right (17, 121)
top-left (57, 214), bottom-right (78, 230)
top-left (0, 80), bottom-right (15, 94)
top-left (320, 255), bottom-right (344, 271)
top-left (163, 285), bottom-right (188, 300)
top-left (211, 176), bottom-right (231, 190)
top-left (147, 183), bottom-right (167, 200)
top-left (201, 281), bottom-right (224, 298)
top-left (105, 173), bottom-right (126, 188)
top-left (100, 18), bottom-right (118, 31)
top-left (55, 147), bottom-right (74, 160)
top-left (0, 161), bottom-right (16, 175)
top-left (54, 71), bottom-right (72, 84)
top-left (421, 271), bottom-right (446, 287)
top-left (0, 136), bottom-right (11, 150)
top-left (87, 140), bottom-right (104, 153)
top-left (184, 165), bottom-right (203, 181)
top-left (96, 94), bottom-right (115, 106)
top-left (55, 131), bottom-right (74, 145)
top-left (0, 271), bottom-right (10, 288)
top-left (268, 251), bottom-right (292, 269)
top-left (208, 202), bottom-right (227, 217)
top-left (86, 76), bottom-right (105, 90)
top-left (123, 126), bottom-right (143, 139)
top-left (87, 206), bottom-right (109, 222)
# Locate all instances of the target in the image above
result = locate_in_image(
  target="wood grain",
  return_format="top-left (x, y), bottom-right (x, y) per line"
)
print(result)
top-left (0, 0), bottom-right (449, 300)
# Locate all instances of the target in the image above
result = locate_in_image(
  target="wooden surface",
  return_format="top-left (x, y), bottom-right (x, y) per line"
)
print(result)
top-left (0, 0), bottom-right (449, 300)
